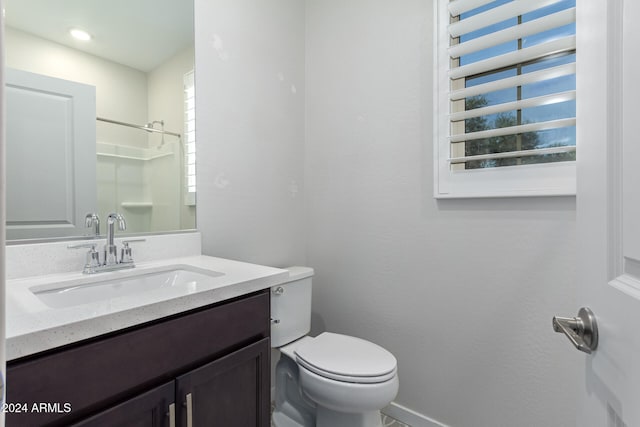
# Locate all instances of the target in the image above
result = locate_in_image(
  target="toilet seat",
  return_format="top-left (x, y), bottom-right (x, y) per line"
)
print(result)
top-left (294, 332), bottom-right (397, 384)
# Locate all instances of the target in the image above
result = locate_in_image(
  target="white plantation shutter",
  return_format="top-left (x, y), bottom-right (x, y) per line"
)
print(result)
top-left (184, 70), bottom-right (196, 205)
top-left (434, 0), bottom-right (577, 198)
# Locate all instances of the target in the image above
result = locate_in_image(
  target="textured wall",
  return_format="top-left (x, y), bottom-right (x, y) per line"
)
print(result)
top-left (304, 1), bottom-right (579, 426)
top-left (194, 0), bottom-right (580, 425)
top-left (195, 0), bottom-right (306, 268)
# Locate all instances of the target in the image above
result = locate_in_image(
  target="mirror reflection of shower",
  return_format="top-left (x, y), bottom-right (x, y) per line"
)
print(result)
top-left (96, 117), bottom-right (180, 139)
top-left (95, 116), bottom-right (186, 234)
top-left (96, 116), bottom-right (181, 151)
top-left (146, 120), bottom-right (166, 149)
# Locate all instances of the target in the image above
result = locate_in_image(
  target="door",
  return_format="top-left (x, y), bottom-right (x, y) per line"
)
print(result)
top-left (5, 68), bottom-right (96, 239)
top-left (572, 0), bottom-right (640, 425)
top-left (175, 338), bottom-right (270, 427)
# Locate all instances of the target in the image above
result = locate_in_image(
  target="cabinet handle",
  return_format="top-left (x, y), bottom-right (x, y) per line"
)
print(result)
top-left (168, 403), bottom-right (176, 427)
top-left (185, 393), bottom-right (193, 427)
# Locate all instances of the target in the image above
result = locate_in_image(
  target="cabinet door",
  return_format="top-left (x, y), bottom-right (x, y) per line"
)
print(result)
top-left (176, 338), bottom-right (270, 427)
top-left (71, 381), bottom-right (174, 427)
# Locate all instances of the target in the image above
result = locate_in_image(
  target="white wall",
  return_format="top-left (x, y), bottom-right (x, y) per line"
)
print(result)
top-left (148, 47), bottom-right (194, 143)
top-left (305, 1), bottom-right (578, 426)
top-left (195, 0), bottom-right (306, 267)
top-left (195, 1), bottom-right (580, 426)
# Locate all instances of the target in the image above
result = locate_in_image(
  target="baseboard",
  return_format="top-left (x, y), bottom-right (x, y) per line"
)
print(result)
top-left (382, 402), bottom-right (449, 427)
top-left (272, 386), bottom-right (447, 427)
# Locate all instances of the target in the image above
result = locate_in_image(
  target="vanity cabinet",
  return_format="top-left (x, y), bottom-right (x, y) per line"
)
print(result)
top-left (72, 382), bottom-right (175, 427)
top-left (175, 339), bottom-right (269, 426)
top-left (6, 290), bottom-right (271, 427)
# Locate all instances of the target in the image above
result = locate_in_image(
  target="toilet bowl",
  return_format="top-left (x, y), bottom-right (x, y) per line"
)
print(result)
top-left (271, 267), bottom-right (399, 427)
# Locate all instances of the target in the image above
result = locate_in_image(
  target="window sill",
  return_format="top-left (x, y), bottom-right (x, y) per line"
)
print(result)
top-left (433, 160), bottom-right (576, 199)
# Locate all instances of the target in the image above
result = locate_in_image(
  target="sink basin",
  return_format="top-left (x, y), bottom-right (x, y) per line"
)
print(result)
top-left (30, 265), bottom-right (225, 309)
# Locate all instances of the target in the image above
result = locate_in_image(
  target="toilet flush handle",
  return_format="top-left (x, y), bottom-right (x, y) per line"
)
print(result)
top-left (270, 286), bottom-right (284, 324)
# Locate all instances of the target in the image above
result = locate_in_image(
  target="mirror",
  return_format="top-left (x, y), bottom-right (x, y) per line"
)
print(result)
top-left (4, 0), bottom-right (196, 241)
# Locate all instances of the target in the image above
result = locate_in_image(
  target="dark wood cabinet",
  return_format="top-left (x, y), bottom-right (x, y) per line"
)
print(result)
top-left (71, 382), bottom-right (174, 427)
top-left (176, 338), bottom-right (270, 427)
top-left (6, 290), bottom-right (271, 427)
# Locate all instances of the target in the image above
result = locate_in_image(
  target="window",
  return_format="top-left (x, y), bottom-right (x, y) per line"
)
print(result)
top-left (184, 70), bottom-right (196, 205)
top-left (435, 0), bottom-right (576, 198)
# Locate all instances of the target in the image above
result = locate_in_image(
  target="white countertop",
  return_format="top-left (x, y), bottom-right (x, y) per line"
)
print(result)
top-left (6, 255), bottom-right (289, 360)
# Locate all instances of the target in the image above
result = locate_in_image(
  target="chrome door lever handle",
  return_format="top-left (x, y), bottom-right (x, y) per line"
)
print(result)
top-left (552, 307), bottom-right (599, 354)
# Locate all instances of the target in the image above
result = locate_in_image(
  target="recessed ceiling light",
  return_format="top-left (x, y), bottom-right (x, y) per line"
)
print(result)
top-left (70, 28), bottom-right (91, 41)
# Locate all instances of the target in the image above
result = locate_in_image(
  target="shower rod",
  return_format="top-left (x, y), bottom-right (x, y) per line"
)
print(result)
top-left (97, 117), bottom-right (181, 138)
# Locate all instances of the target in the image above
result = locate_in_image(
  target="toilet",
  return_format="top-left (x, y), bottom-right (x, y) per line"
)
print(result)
top-left (271, 267), bottom-right (399, 427)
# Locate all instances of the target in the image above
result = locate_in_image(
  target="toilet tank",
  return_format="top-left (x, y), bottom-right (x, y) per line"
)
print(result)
top-left (271, 266), bottom-right (314, 347)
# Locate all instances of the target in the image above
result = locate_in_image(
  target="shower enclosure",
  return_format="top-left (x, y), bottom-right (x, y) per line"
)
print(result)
top-left (96, 116), bottom-right (191, 234)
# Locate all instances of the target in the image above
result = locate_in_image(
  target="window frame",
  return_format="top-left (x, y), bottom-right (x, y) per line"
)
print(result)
top-left (433, 0), bottom-right (576, 199)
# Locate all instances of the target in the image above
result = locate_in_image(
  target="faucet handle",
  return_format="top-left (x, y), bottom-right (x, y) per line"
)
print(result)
top-left (68, 243), bottom-right (101, 272)
top-left (120, 239), bottom-right (145, 264)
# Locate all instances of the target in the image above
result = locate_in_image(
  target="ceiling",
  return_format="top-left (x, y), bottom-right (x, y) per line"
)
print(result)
top-left (4, 0), bottom-right (194, 72)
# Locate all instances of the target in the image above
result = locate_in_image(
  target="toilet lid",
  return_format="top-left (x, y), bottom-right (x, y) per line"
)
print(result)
top-left (294, 332), bottom-right (397, 384)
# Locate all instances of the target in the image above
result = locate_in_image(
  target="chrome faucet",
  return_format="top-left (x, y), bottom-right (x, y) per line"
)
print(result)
top-left (105, 213), bottom-right (127, 265)
top-left (85, 213), bottom-right (100, 237)
top-left (69, 212), bottom-right (145, 274)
